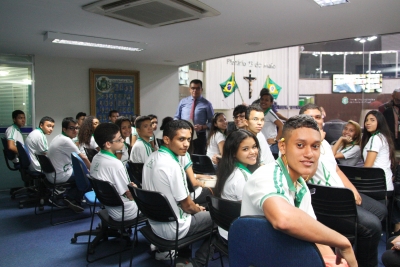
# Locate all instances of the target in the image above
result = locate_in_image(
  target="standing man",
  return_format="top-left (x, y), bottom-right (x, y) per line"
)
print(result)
top-left (108, 110), bottom-right (119, 124)
top-left (382, 89), bottom-right (400, 149)
top-left (174, 79), bottom-right (214, 155)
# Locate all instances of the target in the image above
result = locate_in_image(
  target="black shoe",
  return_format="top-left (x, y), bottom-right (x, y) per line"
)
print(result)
top-left (48, 196), bottom-right (66, 207)
top-left (63, 198), bottom-right (84, 213)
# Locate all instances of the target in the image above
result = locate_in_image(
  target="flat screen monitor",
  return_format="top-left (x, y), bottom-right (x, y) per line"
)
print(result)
top-left (332, 74), bottom-right (382, 93)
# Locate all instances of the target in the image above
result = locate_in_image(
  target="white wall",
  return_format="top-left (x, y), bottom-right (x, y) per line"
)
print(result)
top-left (0, 55), bottom-right (178, 190)
top-left (34, 55), bottom-right (179, 142)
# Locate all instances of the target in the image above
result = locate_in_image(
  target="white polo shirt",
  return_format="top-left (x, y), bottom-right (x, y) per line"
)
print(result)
top-left (261, 109), bottom-right (280, 140)
top-left (337, 144), bottom-right (361, 167)
top-left (90, 150), bottom-right (138, 221)
top-left (241, 158), bottom-right (316, 219)
top-left (179, 152), bottom-right (202, 199)
top-left (143, 146), bottom-right (191, 240)
top-left (47, 133), bottom-right (81, 183)
top-left (120, 142), bottom-right (130, 165)
top-left (78, 135), bottom-right (98, 155)
top-left (219, 163), bottom-right (251, 240)
top-left (362, 133), bottom-right (393, 191)
top-left (5, 124), bottom-right (24, 163)
top-left (257, 132), bottom-right (275, 165)
top-left (25, 128), bottom-right (48, 172)
top-left (308, 140), bottom-right (344, 187)
top-left (130, 137), bottom-right (154, 163)
top-left (206, 131), bottom-right (225, 163)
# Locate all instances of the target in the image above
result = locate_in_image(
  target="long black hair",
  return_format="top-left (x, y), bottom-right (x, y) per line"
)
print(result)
top-left (361, 110), bottom-right (396, 171)
top-left (206, 112), bottom-right (227, 147)
top-left (215, 129), bottom-right (260, 197)
top-left (78, 116), bottom-right (97, 146)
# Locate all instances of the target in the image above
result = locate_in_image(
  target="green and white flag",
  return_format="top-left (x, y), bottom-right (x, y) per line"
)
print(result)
top-left (220, 73), bottom-right (238, 98)
top-left (263, 75), bottom-right (282, 99)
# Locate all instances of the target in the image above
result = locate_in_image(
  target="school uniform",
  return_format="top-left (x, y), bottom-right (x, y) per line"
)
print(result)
top-left (337, 144), bottom-right (361, 166)
top-left (25, 128), bottom-right (48, 172)
top-left (5, 124), bottom-right (24, 163)
top-left (257, 132), bottom-right (275, 165)
top-left (206, 131), bottom-right (225, 165)
top-left (130, 137), bottom-right (153, 163)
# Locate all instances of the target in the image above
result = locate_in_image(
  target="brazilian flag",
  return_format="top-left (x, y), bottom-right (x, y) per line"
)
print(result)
top-left (263, 76), bottom-right (282, 100)
top-left (220, 73), bottom-right (238, 98)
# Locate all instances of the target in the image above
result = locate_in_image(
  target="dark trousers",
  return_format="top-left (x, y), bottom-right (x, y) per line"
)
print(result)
top-left (356, 193), bottom-right (388, 267)
top-left (194, 132), bottom-right (207, 155)
top-left (382, 236), bottom-right (400, 267)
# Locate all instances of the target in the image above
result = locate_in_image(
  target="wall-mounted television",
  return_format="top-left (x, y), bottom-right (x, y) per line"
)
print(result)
top-left (332, 74), bottom-right (382, 93)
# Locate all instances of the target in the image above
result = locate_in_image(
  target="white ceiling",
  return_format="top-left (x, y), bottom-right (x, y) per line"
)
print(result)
top-left (1, 0), bottom-right (400, 66)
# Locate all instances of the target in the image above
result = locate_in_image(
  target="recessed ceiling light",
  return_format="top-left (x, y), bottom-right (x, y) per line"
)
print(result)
top-left (44, 32), bottom-right (146, 52)
top-left (314, 0), bottom-right (348, 7)
top-left (246, 42), bottom-right (261, 46)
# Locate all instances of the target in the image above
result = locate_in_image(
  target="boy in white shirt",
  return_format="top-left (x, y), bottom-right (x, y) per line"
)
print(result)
top-left (5, 110), bottom-right (26, 163)
top-left (25, 116), bottom-right (55, 172)
top-left (130, 116), bottom-right (154, 163)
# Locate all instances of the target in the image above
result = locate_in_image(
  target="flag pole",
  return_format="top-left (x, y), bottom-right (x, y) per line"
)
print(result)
top-left (233, 72), bottom-right (245, 103)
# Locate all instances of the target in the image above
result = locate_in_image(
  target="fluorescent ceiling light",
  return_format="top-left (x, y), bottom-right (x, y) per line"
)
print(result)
top-left (314, 0), bottom-right (348, 7)
top-left (44, 32), bottom-right (146, 52)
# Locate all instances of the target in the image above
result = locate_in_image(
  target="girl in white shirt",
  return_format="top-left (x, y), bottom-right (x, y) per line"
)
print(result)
top-left (206, 112), bottom-right (227, 166)
top-left (115, 116), bottom-right (132, 164)
top-left (215, 129), bottom-right (260, 240)
top-left (78, 116), bottom-right (100, 154)
top-left (332, 120), bottom-right (362, 166)
top-left (361, 110), bottom-right (396, 192)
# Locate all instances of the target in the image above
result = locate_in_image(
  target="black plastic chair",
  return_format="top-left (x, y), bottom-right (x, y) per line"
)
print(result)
top-left (128, 185), bottom-right (211, 266)
top-left (228, 216), bottom-right (325, 267)
top-left (339, 165), bottom-right (389, 238)
top-left (308, 183), bottom-right (358, 245)
top-left (191, 154), bottom-right (216, 175)
top-left (84, 147), bottom-right (98, 163)
top-left (205, 196), bottom-right (241, 267)
top-left (126, 162), bottom-right (143, 187)
top-left (35, 154), bottom-right (77, 225)
top-left (87, 177), bottom-right (146, 265)
top-left (1, 137), bottom-right (22, 196)
top-left (15, 141), bottom-right (46, 209)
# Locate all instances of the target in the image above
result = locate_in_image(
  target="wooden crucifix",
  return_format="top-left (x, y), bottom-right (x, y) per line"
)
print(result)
top-left (244, 70), bottom-right (256, 98)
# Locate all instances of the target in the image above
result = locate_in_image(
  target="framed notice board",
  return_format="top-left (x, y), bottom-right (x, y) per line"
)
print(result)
top-left (89, 69), bottom-right (140, 123)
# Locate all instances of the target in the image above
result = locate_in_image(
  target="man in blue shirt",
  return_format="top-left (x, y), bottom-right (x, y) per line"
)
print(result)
top-left (174, 79), bottom-right (214, 155)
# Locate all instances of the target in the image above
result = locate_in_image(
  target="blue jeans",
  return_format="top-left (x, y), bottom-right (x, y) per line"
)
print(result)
top-left (269, 143), bottom-right (279, 154)
top-left (356, 193), bottom-right (388, 267)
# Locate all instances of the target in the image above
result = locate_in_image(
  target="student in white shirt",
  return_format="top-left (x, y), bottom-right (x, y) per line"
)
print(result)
top-left (148, 114), bottom-right (159, 150)
top-left (5, 110), bottom-right (26, 163)
top-left (25, 116), bottom-right (55, 172)
top-left (115, 116), bottom-right (132, 165)
top-left (130, 116), bottom-right (154, 163)
top-left (206, 112), bottom-right (227, 166)
top-left (91, 123), bottom-right (138, 221)
top-left (332, 120), bottom-right (362, 166)
top-left (143, 120), bottom-right (212, 266)
top-left (215, 129), bottom-right (260, 241)
top-left (244, 104), bottom-right (275, 167)
top-left (77, 116), bottom-right (100, 155)
top-left (72, 112), bottom-right (86, 145)
top-left (241, 115), bottom-right (357, 267)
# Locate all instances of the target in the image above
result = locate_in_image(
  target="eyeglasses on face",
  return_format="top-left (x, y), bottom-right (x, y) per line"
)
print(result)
top-left (109, 136), bottom-right (124, 143)
top-left (68, 126), bottom-right (79, 130)
top-left (234, 114), bottom-right (245, 119)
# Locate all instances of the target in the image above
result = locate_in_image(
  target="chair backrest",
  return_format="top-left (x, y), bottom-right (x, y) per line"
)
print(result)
top-left (84, 147), bottom-right (98, 163)
top-left (71, 152), bottom-right (91, 192)
top-left (156, 138), bottom-right (163, 148)
top-left (186, 175), bottom-right (195, 194)
top-left (1, 137), bottom-right (15, 160)
top-left (206, 195), bottom-right (241, 231)
top-left (127, 162), bottom-right (144, 186)
top-left (128, 185), bottom-right (177, 223)
top-left (339, 165), bottom-right (387, 201)
top-left (89, 176), bottom-right (123, 207)
top-left (191, 154), bottom-right (215, 175)
top-left (36, 154), bottom-right (55, 173)
top-left (16, 141), bottom-right (31, 169)
top-left (308, 183), bottom-right (358, 244)
top-left (228, 216), bottom-right (325, 267)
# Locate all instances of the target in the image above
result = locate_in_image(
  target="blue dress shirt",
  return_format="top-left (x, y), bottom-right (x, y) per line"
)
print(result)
top-left (174, 96), bottom-right (214, 132)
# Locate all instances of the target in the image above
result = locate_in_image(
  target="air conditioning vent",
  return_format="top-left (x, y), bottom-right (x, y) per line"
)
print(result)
top-left (83, 0), bottom-right (220, 28)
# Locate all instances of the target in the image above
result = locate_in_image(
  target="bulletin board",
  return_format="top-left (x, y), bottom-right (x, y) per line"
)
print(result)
top-left (89, 69), bottom-right (140, 122)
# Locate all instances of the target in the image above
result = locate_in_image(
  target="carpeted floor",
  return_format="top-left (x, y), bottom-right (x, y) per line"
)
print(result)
top-left (0, 190), bottom-right (388, 267)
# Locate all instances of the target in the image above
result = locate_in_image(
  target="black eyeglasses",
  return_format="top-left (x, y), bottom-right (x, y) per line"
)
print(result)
top-left (68, 126), bottom-right (79, 130)
top-left (234, 114), bottom-right (245, 119)
top-left (109, 136), bottom-right (124, 143)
